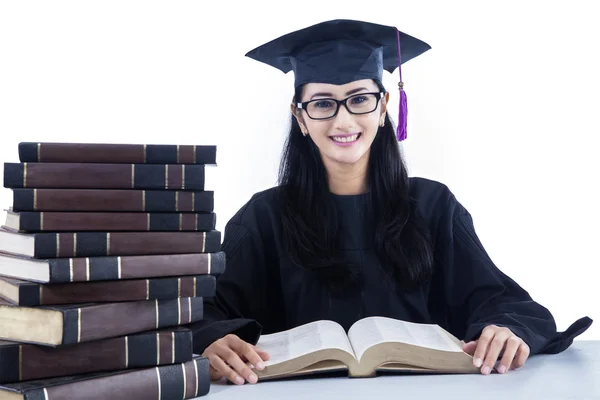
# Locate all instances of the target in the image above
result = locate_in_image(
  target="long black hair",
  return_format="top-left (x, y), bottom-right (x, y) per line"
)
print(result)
top-left (277, 79), bottom-right (434, 296)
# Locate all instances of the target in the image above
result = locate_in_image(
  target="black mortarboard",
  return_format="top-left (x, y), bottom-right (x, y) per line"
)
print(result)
top-left (245, 19), bottom-right (431, 141)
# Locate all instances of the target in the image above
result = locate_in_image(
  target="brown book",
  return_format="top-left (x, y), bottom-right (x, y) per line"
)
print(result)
top-left (0, 327), bottom-right (193, 383)
top-left (0, 355), bottom-right (210, 399)
top-left (10, 188), bottom-right (214, 212)
top-left (19, 141), bottom-right (217, 165)
top-left (3, 210), bottom-right (216, 232)
top-left (0, 228), bottom-right (221, 258)
top-left (251, 317), bottom-right (479, 381)
top-left (0, 296), bottom-right (203, 346)
top-left (3, 162), bottom-right (205, 190)
top-left (0, 252), bottom-right (224, 284)
top-left (0, 275), bottom-right (216, 306)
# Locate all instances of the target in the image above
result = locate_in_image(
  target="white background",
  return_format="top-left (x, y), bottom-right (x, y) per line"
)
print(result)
top-left (0, 1), bottom-right (598, 340)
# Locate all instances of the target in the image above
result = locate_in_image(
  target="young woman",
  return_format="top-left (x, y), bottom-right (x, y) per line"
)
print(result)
top-left (189, 19), bottom-right (592, 385)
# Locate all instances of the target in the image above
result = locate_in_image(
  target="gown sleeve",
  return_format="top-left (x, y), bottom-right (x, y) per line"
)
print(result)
top-left (434, 202), bottom-right (592, 356)
top-left (188, 221), bottom-right (269, 354)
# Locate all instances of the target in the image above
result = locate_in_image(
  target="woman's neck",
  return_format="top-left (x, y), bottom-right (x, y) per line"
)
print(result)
top-left (323, 154), bottom-right (369, 195)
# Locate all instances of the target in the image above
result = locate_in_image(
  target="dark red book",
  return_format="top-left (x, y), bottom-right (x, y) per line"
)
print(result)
top-left (0, 327), bottom-right (193, 383)
top-left (10, 188), bottom-right (214, 212)
top-left (0, 228), bottom-right (221, 258)
top-left (0, 355), bottom-right (210, 399)
top-left (18, 142), bottom-right (217, 165)
top-left (0, 252), bottom-right (224, 283)
top-left (0, 275), bottom-right (216, 306)
top-left (4, 210), bottom-right (216, 232)
top-left (3, 162), bottom-right (205, 190)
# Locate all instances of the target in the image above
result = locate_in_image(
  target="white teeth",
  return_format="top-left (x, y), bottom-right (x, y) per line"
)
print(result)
top-left (331, 134), bottom-right (358, 143)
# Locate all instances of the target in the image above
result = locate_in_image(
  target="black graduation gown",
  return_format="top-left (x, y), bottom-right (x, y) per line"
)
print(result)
top-left (189, 177), bottom-right (592, 356)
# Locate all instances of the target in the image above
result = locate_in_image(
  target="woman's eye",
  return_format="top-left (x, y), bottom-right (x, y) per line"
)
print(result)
top-left (315, 100), bottom-right (334, 108)
top-left (351, 96), bottom-right (367, 104)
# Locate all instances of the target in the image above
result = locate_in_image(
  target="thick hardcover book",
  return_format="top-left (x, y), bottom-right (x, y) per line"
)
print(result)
top-left (3, 163), bottom-right (205, 190)
top-left (4, 210), bottom-right (216, 232)
top-left (11, 188), bottom-right (214, 212)
top-left (0, 275), bottom-right (216, 306)
top-left (0, 327), bottom-right (193, 383)
top-left (18, 142), bottom-right (217, 165)
top-left (250, 317), bottom-right (479, 381)
top-left (0, 228), bottom-right (221, 258)
top-left (0, 252), bottom-right (225, 284)
top-left (0, 355), bottom-right (210, 399)
top-left (0, 296), bottom-right (204, 346)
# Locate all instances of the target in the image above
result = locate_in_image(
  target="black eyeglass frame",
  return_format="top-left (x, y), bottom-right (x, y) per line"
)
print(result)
top-left (296, 91), bottom-right (385, 120)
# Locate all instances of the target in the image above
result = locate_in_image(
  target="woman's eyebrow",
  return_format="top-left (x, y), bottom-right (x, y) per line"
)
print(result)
top-left (310, 87), bottom-right (369, 100)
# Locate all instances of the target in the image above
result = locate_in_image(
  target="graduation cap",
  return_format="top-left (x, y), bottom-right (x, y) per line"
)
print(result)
top-left (245, 19), bottom-right (431, 141)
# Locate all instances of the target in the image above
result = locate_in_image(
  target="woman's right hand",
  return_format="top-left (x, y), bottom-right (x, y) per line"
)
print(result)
top-left (202, 334), bottom-right (270, 385)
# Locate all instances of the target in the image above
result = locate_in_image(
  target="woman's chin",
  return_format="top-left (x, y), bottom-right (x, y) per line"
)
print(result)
top-left (326, 148), bottom-right (369, 166)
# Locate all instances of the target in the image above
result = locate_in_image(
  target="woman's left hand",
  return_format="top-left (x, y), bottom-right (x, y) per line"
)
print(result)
top-left (462, 325), bottom-right (530, 375)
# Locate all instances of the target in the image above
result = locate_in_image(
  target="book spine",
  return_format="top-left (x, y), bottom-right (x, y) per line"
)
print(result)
top-left (18, 142), bottom-right (217, 165)
top-left (12, 189), bottom-right (214, 212)
top-left (16, 211), bottom-right (216, 232)
top-left (0, 329), bottom-right (193, 383)
top-left (0, 345), bottom-right (18, 383)
top-left (47, 252), bottom-right (225, 283)
top-left (33, 231), bottom-right (221, 258)
top-left (20, 357), bottom-right (210, 399)
top-left (13, 275), bottom-right (216, 306)
top-left (61, 297), bottom-right (204, 345)
top-left (3, 163), bottom-right (205, 190)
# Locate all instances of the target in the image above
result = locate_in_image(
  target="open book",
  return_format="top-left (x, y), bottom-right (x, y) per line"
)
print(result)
top-left (252, 316), bottom-right (480, 380)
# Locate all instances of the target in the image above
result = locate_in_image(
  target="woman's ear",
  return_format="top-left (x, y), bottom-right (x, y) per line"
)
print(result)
top-left (290, 103), bottom-right (308, 136)
top-left (378, 92), bottom-right (390, 126)
top-left (380, 92), bottom-right (390, 114)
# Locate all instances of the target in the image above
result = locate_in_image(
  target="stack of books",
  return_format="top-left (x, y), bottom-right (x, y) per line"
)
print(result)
top-left (0, 142), bottom-right (222, 399)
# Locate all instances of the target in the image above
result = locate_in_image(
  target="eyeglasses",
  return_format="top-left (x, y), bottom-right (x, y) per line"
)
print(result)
top-left (296, 92), bottom-right (385, 120)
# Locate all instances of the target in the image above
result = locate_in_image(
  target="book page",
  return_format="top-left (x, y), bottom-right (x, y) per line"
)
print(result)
top-left (255, 320), bottom-right (355, 366)
top-left (348, 317), bottom-right (462, 362)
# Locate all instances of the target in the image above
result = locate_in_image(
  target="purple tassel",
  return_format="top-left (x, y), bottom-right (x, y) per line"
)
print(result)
top-left (397, 82), bottom-right (407, 141)
top-left (396, 28), bottom-right (407, 141)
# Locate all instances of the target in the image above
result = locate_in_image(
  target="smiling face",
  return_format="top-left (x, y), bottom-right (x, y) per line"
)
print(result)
top-left (292, 79), bottom-right (389, 168)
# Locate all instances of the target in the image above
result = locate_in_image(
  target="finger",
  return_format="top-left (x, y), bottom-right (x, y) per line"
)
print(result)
top-left (228, 337), bottom-right (268, 372)
top-left (482, 329), bottom-right (512, 375)
top-left (511, 342), bottom-right (531, 370)
top-left (462, 340), bottom-right (478, 355)
top-left (202, 350), bottom-right (224, 381)
top-left (241, 347), bottom-right (270, 370)
top-left (222, 347), bottom-right (259, 384)
top-left (208, 353), bottom-right (245, 385)
top-left (473, 326), bottom-right (496, 368)
top-left (497, 336), bottom-right (521, 374)
top-left (208, 365), bottom-right (223, 382)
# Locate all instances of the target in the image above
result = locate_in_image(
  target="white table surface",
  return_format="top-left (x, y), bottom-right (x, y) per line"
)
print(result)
top-left (196, 340), bottom-right (599, 400)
